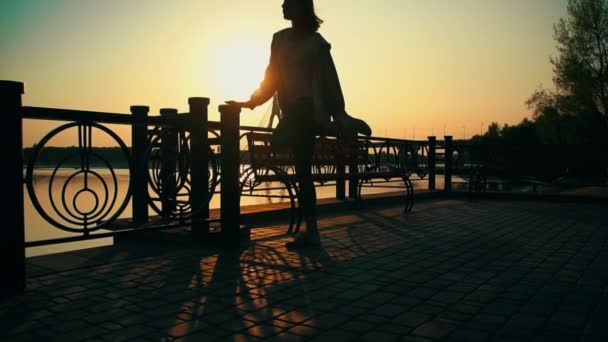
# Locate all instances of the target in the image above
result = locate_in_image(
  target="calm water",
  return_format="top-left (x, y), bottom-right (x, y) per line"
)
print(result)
top-left (25, 168), bottom-right (441, 257)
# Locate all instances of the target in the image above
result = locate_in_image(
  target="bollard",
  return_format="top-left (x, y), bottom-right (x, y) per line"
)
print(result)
top-left (1, 81), bottom-right (25, 298)
top-left (219, 104), bottom-right (241, 248)
top-left (188, 97), bottom-right (210, 236)
top-left (131, 105), bottom-right (150, 224)
top-left (444, 136), bottom-right (453, 191)
top-left (159, 108), bottom-right (178, 220)
top-left (428, 136), bottom-right (436, 190)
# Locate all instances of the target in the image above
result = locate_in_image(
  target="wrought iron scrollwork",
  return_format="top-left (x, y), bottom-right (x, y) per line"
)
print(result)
top-left (145, 126), bottom-right (219, 221)
top-left (362, 138), bottom-right (429, 180)
top-left (25, 122), bottom-right (132, 234)
top-left (406, 143), bottom-right (429, 179)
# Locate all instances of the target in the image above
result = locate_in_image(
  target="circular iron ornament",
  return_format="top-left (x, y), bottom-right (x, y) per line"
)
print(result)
top-left (25, 122), bottom-right (132, 234)
top-left (145, 126), bottom-right (219, 221)
top-left (73, 188), bottom-right (99, 216)
top-left (59, 170), bottom-right (107, 223)
top-left (146, 126), bottom-right (191, 220)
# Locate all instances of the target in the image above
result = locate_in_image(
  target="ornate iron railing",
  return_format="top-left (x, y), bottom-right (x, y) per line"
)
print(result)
top-left (18, 101), bottom-right (442, 249)
top-left (21, 97), bottom-right (217, 247)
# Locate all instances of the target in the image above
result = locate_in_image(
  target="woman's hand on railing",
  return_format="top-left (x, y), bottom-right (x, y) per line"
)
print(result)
top-left (225, 100), bottom-right (255, 110)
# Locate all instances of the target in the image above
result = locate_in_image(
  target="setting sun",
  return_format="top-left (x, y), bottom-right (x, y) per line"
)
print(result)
top-left (209, 38), bottom-right (270, 101)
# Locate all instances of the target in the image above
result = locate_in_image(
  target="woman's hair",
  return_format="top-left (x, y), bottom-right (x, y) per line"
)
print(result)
top-left (299, 0), bottom-right (324, 32)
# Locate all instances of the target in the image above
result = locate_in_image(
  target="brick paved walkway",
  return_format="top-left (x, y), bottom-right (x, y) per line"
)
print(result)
top-left (2, 199), bottom-right (608, 341)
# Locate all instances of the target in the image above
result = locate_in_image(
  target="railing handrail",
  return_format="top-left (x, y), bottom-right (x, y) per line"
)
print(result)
top-left (22, 106), bottom-right (198, 128)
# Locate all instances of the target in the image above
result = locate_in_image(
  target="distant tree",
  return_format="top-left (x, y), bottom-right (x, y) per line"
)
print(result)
top-left (487, 122), bottom-right (501, 138)
top-left (527, 0), bottom-right (608, 142)
top-left (534, 106), bottom-right (564, 143)
top-left (501, 118), bottom-right (539, 144)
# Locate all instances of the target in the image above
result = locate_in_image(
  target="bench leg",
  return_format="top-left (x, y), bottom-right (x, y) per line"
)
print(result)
top-left (403, 176), bottom-right (414, 213)
top-left (357, 174), bottom-right (414, 214)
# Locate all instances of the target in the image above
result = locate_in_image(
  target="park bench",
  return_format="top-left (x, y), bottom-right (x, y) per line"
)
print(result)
top-left (240, 132), bottom-right (414, 233)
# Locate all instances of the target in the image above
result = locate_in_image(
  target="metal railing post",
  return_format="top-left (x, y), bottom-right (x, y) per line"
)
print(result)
top-left (131, 105), bottom-right (150, 224)
top-left (219, 104), bottom-right (241, 248)
top-left (188, 97), bottom-right (210, 236)
top-left (428, 136), bottom-right (436, 190)
top-left (347, 133), bottom-right (359, 199)
top-left (160, 108), bottom-right (178, 220)
top-left (444, 136), bottom-right (453, 191)
top-left (1, 80), bottom-right (25, 298)
top-left (336, 135), bottom-right (346, 199)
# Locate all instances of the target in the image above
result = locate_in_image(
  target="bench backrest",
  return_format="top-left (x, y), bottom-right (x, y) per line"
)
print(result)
top-left (245, 132), bottom-right (369, 169)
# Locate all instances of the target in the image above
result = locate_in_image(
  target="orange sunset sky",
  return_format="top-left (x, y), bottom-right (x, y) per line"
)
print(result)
top-left (1, 0), bottom-right (568, 146)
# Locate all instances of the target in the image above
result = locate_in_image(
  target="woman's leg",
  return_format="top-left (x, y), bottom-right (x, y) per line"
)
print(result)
top-left (293, 135), bottom-right (317, 235)
top-left (280, 98), bottom-right (319, 247)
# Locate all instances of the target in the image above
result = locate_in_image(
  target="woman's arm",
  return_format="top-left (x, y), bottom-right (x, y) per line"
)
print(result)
top-left (248, 34), bottom-right (280, 108)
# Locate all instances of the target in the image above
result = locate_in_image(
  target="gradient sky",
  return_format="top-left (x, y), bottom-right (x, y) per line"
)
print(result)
top-left (1, 0), bottom-right (568, 146)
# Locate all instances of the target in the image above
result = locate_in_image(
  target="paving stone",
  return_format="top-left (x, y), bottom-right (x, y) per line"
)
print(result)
top-left (373, 303), bottom-right (407, 317)
top-left (244, 324), bottom-right (282, 338)
top-left (102, 325), bottom-right (151, 341)
top-left (503, 313), bottom-right (546, 331)
top-left (412, 319), bottom-right (458, 340)
top-left (286, 324), bottom-right (321, 337)
top-left (410, 288), bottom-right (438, 299)
top-left (411, 304), bottom-right (444, 315)
top-left (168, 319), bottom-right (211, 338)
top-left (276, 310), bottom-right (315, 324)
top-left (392, 312), bottom-right (432, 328)
top-left (436, 310), bottom-right (473, 322)
top-left (308, 330), bottom-right (357, 342)
top-left (549, 311), bottom-right (587, 329)
top-left (448, 328), bottom-right (489, 342)
top-left (373, 323), bottom-right (413, 336)
top-left (431, 291), bottom-right (465, 304)
top-left (450, 303), bottom-right (483, 315)
top-left (400, 336), bottom-right (434, 342)
top-left (357, 313), bottom-right (389, 324)
top-left (339, 320), bottom-right (376, 334)
top-left (359, 330), bottom-right (401, 342)
top-left (482, 301), bottom-right (520, 316)
top-left (308, 312), bottom-right (351, 330)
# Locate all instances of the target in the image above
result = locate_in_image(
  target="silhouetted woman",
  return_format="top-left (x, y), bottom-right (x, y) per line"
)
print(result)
top-left (227, 0), bottom-right (370, 247)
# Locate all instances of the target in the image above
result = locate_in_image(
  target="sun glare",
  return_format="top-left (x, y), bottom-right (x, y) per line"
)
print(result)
top-left (210, 39), bottom-right (269, 100)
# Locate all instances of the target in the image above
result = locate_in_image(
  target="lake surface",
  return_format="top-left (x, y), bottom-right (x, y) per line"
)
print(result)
top-left (25, 168), bottom-right (444, 257)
